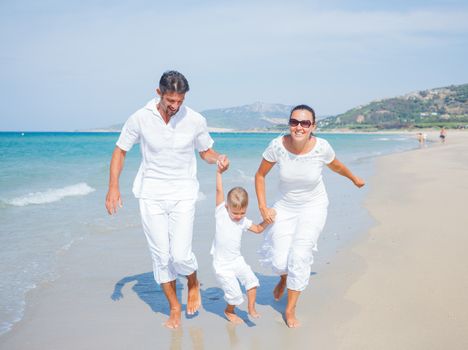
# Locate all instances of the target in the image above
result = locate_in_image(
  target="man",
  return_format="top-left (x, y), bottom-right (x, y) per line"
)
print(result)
top-left (105, 70), bottom-right (229, 329)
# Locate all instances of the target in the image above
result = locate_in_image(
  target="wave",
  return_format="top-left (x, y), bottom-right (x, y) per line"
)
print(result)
top-left (5, 183), bottom-right (96, 207)
top-left (236, 169), bottom-right (254, 182)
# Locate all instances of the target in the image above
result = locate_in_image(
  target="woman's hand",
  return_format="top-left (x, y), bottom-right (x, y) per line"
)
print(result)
top-left (353, 176), bottom-right (365, 188)
top-left (260, 207), bottom-right (276, 224)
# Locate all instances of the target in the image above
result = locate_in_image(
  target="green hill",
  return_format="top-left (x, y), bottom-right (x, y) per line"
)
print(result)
top-left (318, 84), bottom-right (468, 130)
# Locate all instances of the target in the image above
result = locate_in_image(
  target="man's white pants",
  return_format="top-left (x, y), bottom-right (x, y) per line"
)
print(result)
top-left (139, 198), bottom-right (198, 284)
top-left (213, 256), bottom-right (259, 306)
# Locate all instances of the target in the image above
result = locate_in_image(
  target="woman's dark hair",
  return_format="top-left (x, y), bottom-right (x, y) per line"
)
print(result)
top-left (159, 70), bottom-right (190, 94)
top-left (290, 104), bottom-right (316, 124)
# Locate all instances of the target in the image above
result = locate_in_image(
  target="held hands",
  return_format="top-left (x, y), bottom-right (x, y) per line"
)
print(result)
top-left (260, 207), bottom-right (277, 224)
top-left (216, 154), bottom-right (229, 173)
top-left (105, 187), bottom-right (123, 215)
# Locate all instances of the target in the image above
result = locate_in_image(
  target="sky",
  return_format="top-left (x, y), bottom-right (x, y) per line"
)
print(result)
top-left (1, 0), bottom-right (467, 131)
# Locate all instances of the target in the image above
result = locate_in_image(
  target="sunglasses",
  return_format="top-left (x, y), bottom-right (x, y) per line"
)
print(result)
top-left (289, 118), bottom-right (313, 128)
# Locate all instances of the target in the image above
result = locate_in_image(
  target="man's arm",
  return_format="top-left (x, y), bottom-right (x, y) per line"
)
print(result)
top-left (105, 146), bottom-right (127, 215)
top-left (199, 148), bottom-right (229, 172)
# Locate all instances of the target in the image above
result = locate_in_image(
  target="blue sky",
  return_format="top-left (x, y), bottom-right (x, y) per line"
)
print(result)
top-left (1, 0), bottom-right (467, 131)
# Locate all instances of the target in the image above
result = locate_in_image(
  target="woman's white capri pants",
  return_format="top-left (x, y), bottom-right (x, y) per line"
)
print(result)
top-left (260, 201), bottom-right (328, 291)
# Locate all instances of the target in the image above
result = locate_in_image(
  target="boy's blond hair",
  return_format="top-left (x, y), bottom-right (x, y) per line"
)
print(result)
top-left (226, 187), bottom-right (249, 209)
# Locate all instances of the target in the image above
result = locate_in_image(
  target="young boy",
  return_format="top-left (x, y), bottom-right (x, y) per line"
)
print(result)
top-left (211, 168), bottom-right (274, 324)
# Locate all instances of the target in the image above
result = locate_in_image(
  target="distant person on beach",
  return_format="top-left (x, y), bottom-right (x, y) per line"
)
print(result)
top-left (105, 70), bottom-right (229, 329)
top-left (255, 104), bottom-right (365, 328)
top-left (211, 166), bottom-right (273, 324)
top-left (440, 127), bottom-right (447, 143)
top-left (417, 132), bottom-right (427, 147)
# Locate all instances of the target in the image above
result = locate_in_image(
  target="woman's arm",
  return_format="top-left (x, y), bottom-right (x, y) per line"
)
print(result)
top-left (255, 158), bottom-right (276, 223)
top-left (327, 158), bottom-right (365, 188)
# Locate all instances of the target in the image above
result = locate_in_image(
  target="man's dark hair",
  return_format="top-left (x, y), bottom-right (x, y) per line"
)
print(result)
top-left (290, 104), bottom-right (316, 123)
top-left (159, 70), bottom-right (190, 94)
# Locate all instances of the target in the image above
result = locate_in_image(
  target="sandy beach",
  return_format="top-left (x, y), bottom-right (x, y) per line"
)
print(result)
top-left (1, 131), bottom-right (467, 349)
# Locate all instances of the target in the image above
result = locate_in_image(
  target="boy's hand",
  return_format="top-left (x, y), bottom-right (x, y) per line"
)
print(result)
top-left (217, 154), bottom-right (229, 173)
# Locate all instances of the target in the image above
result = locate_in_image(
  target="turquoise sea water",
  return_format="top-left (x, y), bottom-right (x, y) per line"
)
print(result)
top-left (0, 131), bottom-right (417, 336)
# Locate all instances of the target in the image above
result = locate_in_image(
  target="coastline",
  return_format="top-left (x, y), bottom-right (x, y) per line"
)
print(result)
top-left (1, 131), bottom-right (466, 349)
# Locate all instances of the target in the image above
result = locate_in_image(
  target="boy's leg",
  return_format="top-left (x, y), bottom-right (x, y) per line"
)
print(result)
top-left (224, 304), bottom-right (243, 324)
top-left (236, 257), bottom-right (260, 318)
top-left (215, 270), bottom-right (244, 323)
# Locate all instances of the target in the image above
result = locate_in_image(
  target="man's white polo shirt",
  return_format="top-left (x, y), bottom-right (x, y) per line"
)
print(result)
top-left (116, 99), bottom-right (214, 200)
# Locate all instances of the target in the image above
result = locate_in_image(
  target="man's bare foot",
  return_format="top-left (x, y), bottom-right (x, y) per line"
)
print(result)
top-left (164, 306), bottom-right (182, 329)
top-left (285, 307), bottom-right (300, 328)
top-left (187, 281), bottom-right (201, 315)
top-left (248, 307), bottom-right (261, 319)
top-left (273, 277), bottom-right (287, 301)
top-left (225, 309), bottom-right (244, 324)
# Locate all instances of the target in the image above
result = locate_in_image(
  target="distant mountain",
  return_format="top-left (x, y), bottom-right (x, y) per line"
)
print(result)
top-left (92, 102), bottom-right (296, 132)
top-left (318, 83), bottom-right (468, 130)
top-left (202, 102), bottom-right (293, 130)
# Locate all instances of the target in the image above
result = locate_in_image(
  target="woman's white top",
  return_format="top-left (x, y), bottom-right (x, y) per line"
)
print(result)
top-left (262, 135), bottom-right (335, 208)
top-left (116, 99), bottom-right (214, 200)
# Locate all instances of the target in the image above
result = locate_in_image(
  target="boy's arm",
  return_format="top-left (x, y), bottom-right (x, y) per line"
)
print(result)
top-left (216, 170), bottom-right (224, 206)
top-left (248, 220), bottom-right (270, 234)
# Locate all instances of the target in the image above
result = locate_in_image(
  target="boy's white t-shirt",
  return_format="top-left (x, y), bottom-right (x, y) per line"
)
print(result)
top-left (211, 202), bottom-right (253, 262)
top-left (262, 136), bottom-right (335, 207)
top-left (116, 99), bottom-right (214, 200)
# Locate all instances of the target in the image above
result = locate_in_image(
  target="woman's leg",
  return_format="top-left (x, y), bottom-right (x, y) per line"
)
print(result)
top-left (285, 289), bottom-right (301, 328)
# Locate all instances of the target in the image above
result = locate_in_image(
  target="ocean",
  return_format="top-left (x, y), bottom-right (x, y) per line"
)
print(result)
top-left (0, 131), bottom-right (417, 336)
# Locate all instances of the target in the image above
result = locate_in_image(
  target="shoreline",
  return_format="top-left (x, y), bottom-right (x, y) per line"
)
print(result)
top-left (1, 133), bottom-right (466, 348)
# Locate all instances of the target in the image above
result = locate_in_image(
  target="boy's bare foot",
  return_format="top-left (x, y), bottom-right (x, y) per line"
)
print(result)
top-left (273, 277), bottom-right (287, 301)
top-left (164, 306), bottom-right (182, 329)
top-left (248, 307), bottom-right (261, 319)
top-left (187, 281), bottom-right (201, 315)
top-left (224, 309), bottom-right (244, 324)
top-left (285, 307), bottom-right (300, 328)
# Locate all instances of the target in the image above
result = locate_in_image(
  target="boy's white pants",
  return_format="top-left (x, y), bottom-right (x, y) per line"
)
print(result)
top-left (139, 198), bottom-right (198, 284)
top-left (213, 256), bottom-right (259, 306)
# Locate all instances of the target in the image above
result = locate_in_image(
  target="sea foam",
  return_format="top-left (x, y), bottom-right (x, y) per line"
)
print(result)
top-left (6, 183), bottom-right (96, 207)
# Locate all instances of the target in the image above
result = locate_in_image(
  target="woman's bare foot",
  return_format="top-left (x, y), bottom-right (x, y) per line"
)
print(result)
top-left (285, 307), bottom-right (300, 328)
top-left (164, 306), bottom-right (182, 329)
top-left (225, 308), bottom-right (244, 324)
top-left (187, 280), bottom-right (201, 315)
top-left (248, 306), bottom-right (261, 319)
top-left (273, 276), bottom-right (287, 301)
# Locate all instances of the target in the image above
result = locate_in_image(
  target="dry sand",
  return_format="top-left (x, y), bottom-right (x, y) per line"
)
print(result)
top-left (1, 131), bottom-right (467, 349)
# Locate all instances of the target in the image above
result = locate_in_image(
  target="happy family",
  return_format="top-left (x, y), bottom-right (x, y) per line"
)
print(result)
top-left (105, 70), bottom-right (365, 329)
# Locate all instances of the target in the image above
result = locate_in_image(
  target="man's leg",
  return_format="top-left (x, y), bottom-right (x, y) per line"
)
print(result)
top-left (186, 270), bottom-right (201, 315)
top-left (161, 280), bottom-right (182, 329)
top-left (168, 199), bottom-right (200, 315)
top-left (139, 199), bottom-right (180, 327)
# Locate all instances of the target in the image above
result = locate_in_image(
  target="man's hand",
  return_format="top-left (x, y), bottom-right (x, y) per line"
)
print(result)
top-left (217, 154), bottom-right (229, 173)
top-left (105, 187), bottom-right (123, 215)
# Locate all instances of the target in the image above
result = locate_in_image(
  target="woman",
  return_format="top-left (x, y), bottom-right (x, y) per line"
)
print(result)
top-left (255, 104), bottom-right (365, 328)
